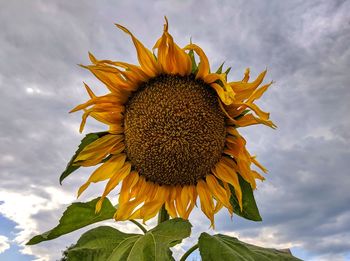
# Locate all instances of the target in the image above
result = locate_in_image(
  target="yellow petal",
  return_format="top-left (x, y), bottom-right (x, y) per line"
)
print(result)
top-left (252, 170), bottom-right (265, 181)
top-left (70, 93), bottom-right (124, 113)
top-left (223, 182), bottom-right (235, 214)
top-left (109, 124), bottom-right (124, 134)
top-left (225, 105), bottom-right (247, 119)
top-left (88, 52), bottom-right (98, 64)
top-left (251, 156), bottom-right (268, 173)
top-left (230, 69), bottom-right (267, 91)
top-left (214, 201), bottom-right (223, 214)
top-left (206, 175), bottom-right (232, 213)
top-left (246, 81), bottom-right (273, 104)
top-left (184, 43), bottom-right (210, 79)
top-left (197, 180), bottom-right (215, 227)
top-left (83, 82), bottom-right (96, 98)
top-left (96, 162), bottom-right (131, 213)
top-left (226, 126), bottom-right (240, 137)
top-left (165, 187), bottom-right (178, 218)
top-left (153, 17), bottom-right (191, 76)
top-left (242, 68), bottom-right (250, 83)
top-left (223, 137), bottom-right (256, 189)
top-left (141, 186), bottom-right (169, 222)
top-left (77, 182), bottom-right (90, 199)
top-left (115, 178), bottom-right (146, 220)
top-left (76, 134), bottom-right (122, 158)
top-left (176, 185), bottom-right (193, 219)
top-left (217, 98), bottom-right (237, 122)
top-left (226, 136), bottom-right (236, 144)
top-left (128, 185), bottom-right (157, 221)
top-left (118, 171), bottom-right (139, 205)
top-left (80, 108), bottom-right (124, 133)
top-left (115, 198), bottom-right (143, 220)
top-left (213, 159), bottom-right (242, 210)
top-left (77, 154), bottom-right (127, 197)
top-left (110, 142), bottom-right (125, 155)
top-left (89, 111), bottom-right (124, 126)
top-left (236, 113), bottom-right (277, 129)
top-left (95, 59), bottom-right (149, 83)
top-left (243, 102), bottom-right (270, 121)
top-left (137, 178), bottom-right (154, 199)
top-left (229, 70), bottom-right (267, 101)
top-left (203, 73), bottom-right (226, 84)
top-left (183, 185), bottom-right (197, 219)
top-left (74, 134), bottom-right (123, 164)
top-left (80, 64), bottom-right (136, 93)
top-left (235, 158), bottom-right (257, 190)
top-left (211, 83), bottom-right (234, 106)
top-left (115, 24), bottom-right (160, 77)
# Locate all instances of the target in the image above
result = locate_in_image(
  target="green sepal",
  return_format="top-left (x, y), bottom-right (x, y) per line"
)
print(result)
top-left (234, 109), bottom-right (251, 120)
top-left (188, 49), bottom-right (198, 74)
top-left (198, 233), bottom-right (302, 261)
top-left (153, 51), bottom-right (158, 61)
top-left (216, 62), bottom-right (225, 74)
top-left (224, 66), bottom-right (232, 76)
top-left (59, 131), bottom-right (108, 184)
top-left (215, 62), bottom-right (231, 82)
top-left (26, 197), bottom-right (116, 245)
top-left (65, 218), bottom-right (191, 261)
top-left (229, 175), bottom-right (262, 221)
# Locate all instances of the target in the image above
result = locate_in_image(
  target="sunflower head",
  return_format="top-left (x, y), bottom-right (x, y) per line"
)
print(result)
top-left (124, 74), bottom-right (226, 186)
top-left (71, 18), bottom-right (275, 227)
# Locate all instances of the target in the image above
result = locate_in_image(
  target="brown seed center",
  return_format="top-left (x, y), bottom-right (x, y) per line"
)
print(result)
top-left (124, 74), bottom-right (226, 186)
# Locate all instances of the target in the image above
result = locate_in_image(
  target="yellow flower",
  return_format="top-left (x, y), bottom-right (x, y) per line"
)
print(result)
top-left (71, 18), bottom-right (275, 227)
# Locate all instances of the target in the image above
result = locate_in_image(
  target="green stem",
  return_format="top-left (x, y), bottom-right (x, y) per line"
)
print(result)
top-left (130, 219), bottom-right (147, 234)
top-left (179, 243), bottom-right (199, 261)
top-left (157, 204), bottom-right (169, 224)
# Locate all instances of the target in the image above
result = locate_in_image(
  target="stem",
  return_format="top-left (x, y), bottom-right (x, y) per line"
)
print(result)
top-left (157, 204), bottom-right (169, 224)
top-left (130, 219), bottom-right (147, 234)
top-left (179, 244), bottom-right (199, 261)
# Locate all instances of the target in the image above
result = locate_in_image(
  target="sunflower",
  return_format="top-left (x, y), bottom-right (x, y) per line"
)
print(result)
top-left (71, 18), bottom-right (275, 227)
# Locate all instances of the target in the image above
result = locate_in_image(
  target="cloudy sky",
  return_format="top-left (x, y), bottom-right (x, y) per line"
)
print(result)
top-left (1, 0), bottom-right (350, 260)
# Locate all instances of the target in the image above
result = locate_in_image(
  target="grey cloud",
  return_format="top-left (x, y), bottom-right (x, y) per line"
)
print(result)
top-left (1, 0), bottom-right (349, 260)
top-left (216, 95), bottom-right (350, 256)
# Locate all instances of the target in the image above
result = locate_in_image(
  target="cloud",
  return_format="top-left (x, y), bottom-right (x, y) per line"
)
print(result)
top-left (0, 235), bottom-right (10, 254)
top-left (213, 124), bottom-right (350, 258)
top-left (0, 189), bottom-right (74, 260)
top-left (0, 0), bottom-right (349, 260)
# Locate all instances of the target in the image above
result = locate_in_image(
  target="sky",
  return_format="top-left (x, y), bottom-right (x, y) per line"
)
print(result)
top-left (0, 0), bottom-right (349, 260)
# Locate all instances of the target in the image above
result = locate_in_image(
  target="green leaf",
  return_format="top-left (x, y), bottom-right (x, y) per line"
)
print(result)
top-left (26, 197), bottom-right (116, 245)
top-left (59, 131), bottom-right (108, 184)
top-left (66, 218), bottom-right (191, 261)
top-left (199, 233), bottom-right (302, 261)
top-left (67, 226), bottom-right (140, 261)
top-left (230, 175), bottom-right (262, 221)
top-left (108, 218), bottom-right (192, 261)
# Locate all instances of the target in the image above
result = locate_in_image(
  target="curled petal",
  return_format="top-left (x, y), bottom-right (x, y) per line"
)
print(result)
top-left (115, 24), bottom-right (160, 77)
top-left (184, 43), bottom-right (210, 79)
top-left (242, 68), bottom-right (250, 83)
top-left (211, 83), bottom-right (235, 106)
top-left (153, 17), bottom-right (192, 76)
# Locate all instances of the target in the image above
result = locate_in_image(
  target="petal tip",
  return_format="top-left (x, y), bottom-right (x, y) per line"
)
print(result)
top-left (163, 16), bottom-right (169, 31)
